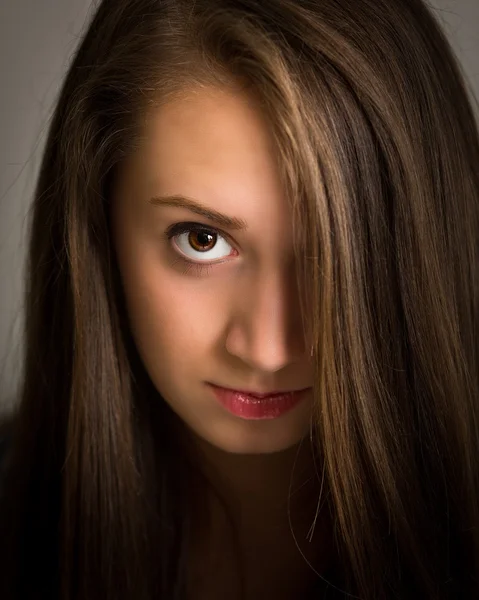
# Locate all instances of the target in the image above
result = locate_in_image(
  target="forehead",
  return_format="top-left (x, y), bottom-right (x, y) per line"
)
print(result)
top-left (123, 87), bottom-right (297, 257)
top-left (141, 86), bottom-right (278, 187)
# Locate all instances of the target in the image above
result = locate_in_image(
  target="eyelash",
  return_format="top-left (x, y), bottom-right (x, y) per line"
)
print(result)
top-left (164, 221), bottom-right (234, 277)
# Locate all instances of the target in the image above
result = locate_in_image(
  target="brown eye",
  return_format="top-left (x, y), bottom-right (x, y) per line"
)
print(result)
top-left (166, 222), bottom-right (234, 262)
top-left (187, 229), bottom-right (217, 253)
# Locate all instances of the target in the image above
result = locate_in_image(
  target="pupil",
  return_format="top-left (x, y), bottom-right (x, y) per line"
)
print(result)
top-left (190, 230), bottom-right (215, 251)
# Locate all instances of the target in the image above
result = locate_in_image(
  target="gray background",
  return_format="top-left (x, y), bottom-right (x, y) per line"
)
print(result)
top-left (0, 0), bottom-right (478, 413)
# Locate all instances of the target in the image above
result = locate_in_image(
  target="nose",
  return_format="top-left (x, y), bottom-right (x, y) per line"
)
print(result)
top-left (225, 265), bottom-right (307, 373)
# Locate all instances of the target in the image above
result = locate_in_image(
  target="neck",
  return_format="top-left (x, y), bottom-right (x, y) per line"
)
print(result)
top-left (182, 429), bottom-right (337, 599)
top-left (188, 432), bottom-right (318, 519)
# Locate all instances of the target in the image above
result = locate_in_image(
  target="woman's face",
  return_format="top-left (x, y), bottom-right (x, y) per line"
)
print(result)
top-left (111, 84), bottom-right (314, 454)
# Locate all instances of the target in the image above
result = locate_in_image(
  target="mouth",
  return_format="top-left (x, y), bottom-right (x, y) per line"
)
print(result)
top-left (209, 384), bottom-right (310, 399)
top-left (207, 384), bottom-right (311, 420)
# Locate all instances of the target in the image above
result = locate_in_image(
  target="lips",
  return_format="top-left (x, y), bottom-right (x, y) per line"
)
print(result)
top-left (210, 384), bottom-right (309, 399)
top-left (208, 384), bottom-right (311, 420)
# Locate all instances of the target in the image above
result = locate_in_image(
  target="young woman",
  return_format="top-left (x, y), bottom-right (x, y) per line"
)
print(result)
top-left (0, 0), bottom-right (478, 598)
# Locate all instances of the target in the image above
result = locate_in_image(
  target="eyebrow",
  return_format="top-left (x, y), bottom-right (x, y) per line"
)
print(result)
top-left (149, 194), bottom-right (248, 231)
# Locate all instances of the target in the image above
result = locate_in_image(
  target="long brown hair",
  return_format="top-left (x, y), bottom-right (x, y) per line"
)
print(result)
top-left (0, 0), bottom-right (478, 598)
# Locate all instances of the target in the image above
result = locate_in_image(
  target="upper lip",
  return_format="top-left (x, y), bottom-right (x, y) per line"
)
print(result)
top-left (210, 383), bottom-right (310, 398)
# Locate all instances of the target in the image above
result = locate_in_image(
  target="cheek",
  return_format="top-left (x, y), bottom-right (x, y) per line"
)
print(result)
top-left (122, 279), bottom-right (194, 397)
top-left (123, 272), bottom-right (189, 360)
top-left (119, 257), bottom-right (224, 378)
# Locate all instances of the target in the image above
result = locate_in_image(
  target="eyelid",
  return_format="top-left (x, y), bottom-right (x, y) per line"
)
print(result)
top-left (165, 221), bottom-right (234, 245)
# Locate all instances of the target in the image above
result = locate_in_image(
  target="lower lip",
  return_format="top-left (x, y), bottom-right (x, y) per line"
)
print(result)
top-left (209, 384), bottom-right (310, 420)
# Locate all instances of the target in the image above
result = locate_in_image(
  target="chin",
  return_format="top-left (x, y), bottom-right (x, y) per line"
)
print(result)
top-left (215, 440), bottom-right (302, 455)
top-left (198, 423), bottom-right (309, 455)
